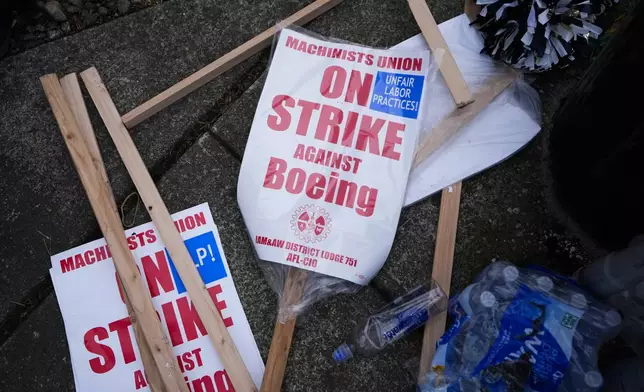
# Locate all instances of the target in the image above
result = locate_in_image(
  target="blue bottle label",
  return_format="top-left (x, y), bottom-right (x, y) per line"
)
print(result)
top-left (383, 306), bottom-right (429, 342)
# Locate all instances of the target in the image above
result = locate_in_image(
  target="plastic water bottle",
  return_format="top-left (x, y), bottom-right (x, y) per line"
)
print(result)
top-left (332, 281), bottom-right (447, 362)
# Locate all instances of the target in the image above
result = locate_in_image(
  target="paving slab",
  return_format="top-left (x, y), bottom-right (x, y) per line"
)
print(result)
top-left (0, 0), bottom-right (326, 324)
top-left (0, 132), bottom-right (422, 391)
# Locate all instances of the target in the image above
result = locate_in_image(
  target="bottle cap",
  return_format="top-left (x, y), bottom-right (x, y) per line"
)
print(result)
top-left (584, 370), bottom-right (603, 388)
top-left (537, 276), bottom-right (554, 292)
top-left (604, 310), bottom-right (622, 327)
top-left (503, 266), bottom-right (519, 283)
top-left (332, 343), bottom-right (354, 363)
top-left (571, 293), bottom-right (587, 309)
top-left (480, 291), bottom-right (497, 307)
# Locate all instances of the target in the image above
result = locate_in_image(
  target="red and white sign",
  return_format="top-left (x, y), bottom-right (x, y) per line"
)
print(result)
top-left (50, 203), bottom-right (264, 391)
top-left (238, 28), bottom-right (431, 284)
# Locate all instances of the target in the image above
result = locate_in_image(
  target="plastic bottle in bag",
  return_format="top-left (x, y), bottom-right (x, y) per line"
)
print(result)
top-left (332, 281), bottom-right (448, 362)
top-left (422, 261), bottom-right (622, 392)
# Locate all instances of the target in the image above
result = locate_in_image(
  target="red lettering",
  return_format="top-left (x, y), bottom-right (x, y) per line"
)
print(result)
top-left (336, 180), bottom-right (357, 208)
top-left (285, 168), bottom-right (306, 194)
top-left (192, 375), bottom-right (215, 392)
top-left (320, 65), bottom-right (346, 99)
top-left (413, 58), bottom-right (422, 71)
top-left (84, 250), bottom-right (96, 265)
top-left (60, 256), bottom-right (74, 273)
top-left (267, 95), bottom-right (295, 131)
top-left (314, 105), bottom-right (343, 143)
top-left (214, 370), bottom-right (235, 392)
top-left (285, 36), bottom-right (298, 49)
top-left (263, 157), bottom-right (287, 189)
top-left (341, 111), bottom-right (359, 147)
top-left (161, 301), bottom-right (184, 346)
top-left (84, 327), bottom-right (115, 374)
top-left (295, 99), bottom-right (320, 136)
top-left (382, 121), bottom-right (405, 161)
top-left (109, 317), bottom-right (136, 364)
top-left (345, 70), bottom-right (373, 107)
top-left (305, 173), bottom-right (326, 199)
top-left (356, 115), bottom-right (384, 155)
top-left (134, 369), bottom-right (148, 389)
top-left (141, 250), bottom-right (174, 298)
top-left (127, 235), bottom-right (138, 250)
top-left (177, 297), bottom-right (207, 342)
top-left (194, 212), bottom-right (206, 227)
top-left (145, 229), bottom-right (156, 244)
top-left (207, 285), bottom-right (234, 327)
top-left (297, 40), bottom-right (307, 52)
top-left (74, 253), bottom-right (86, 269)
top-left (192, 348), bottom-right (203, 367)
top-left (95, 245), bottom-right (107, 262)
top-left (306, 43), bottom-right (316, 54)
top-left (181, 351), bottom-right (196, 371)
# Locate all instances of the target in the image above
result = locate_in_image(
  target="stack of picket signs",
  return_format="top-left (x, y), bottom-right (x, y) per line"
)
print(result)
top-left (49, 204), bottom-right (265, 391)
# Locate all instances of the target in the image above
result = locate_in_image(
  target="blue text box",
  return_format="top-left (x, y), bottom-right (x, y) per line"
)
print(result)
top-left (369, 71), bottom-right (425, 119)
top-left (166, 231), bottom-right (227, 294)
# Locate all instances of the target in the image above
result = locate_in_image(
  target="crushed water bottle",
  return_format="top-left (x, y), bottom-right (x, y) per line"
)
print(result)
top-left (332, 280), bottom-right (448, 362)
top-left (421, 261), bottom-right (622, 392)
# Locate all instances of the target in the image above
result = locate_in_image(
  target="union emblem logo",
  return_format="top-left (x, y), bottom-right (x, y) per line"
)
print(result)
top-left (290, 205), bottom-right (331, 243)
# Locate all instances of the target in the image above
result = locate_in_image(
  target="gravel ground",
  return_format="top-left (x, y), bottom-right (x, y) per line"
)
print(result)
top-left (3, 0), bottom-right (166, 56)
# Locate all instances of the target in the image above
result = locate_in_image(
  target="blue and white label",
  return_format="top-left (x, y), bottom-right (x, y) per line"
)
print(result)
top-left (166, 231), bottom-right (227, 294)
top-left (369, 72), bottom-right (425, 119)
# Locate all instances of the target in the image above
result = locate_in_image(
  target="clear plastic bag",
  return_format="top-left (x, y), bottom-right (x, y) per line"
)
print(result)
top-left (421, 261), bottom-right (622, 392)
top-left (401, 15), bottom-right (542, 206)
top-left (238, 25), bottom-right (437, 322)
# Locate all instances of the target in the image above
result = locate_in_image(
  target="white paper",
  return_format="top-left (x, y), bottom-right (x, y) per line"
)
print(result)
top-left (50, 203), bottom-right (264, 391)
top-left (400, 15), bottom-right (541, 206)
top-left (238, 28), bottom-right (432, 284)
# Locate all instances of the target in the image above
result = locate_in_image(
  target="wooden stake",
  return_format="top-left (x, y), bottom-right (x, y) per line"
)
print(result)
top-left (80, 67), bottom-right (257, 392)
top-left (408, 0), bottom-right (473, 107)
top-left (121, 0), bottom-right (344, 128)
top-left (412, 69), bottom-right (518, 168)
top-left (417, 182), bottom-right (461, 381)
top-left (261, 267), bottom-right (307, 392)
top-left (40, 74), bottom-right (187, 392)
top-left (59, 73), bottom-right (167, 392)
top-left (406, 1), bottom-right (472, 383)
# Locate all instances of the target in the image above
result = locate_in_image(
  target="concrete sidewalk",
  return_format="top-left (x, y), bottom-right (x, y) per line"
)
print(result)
top-left (0, 0), bottom-right (631, 390)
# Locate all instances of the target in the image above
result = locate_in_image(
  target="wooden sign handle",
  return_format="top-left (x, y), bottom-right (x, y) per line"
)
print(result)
top-left (261, 267), bottom-right (308, 392)
top-left (59, 73), bottom-right (167, 392)
top-left (407, 0), bottom-right (472, 384)
top-left (121, 0), bottom-right (344, 128)
top-left (408, 0), bottom-right (473, 107)
top-left (417, 182), bottom-right (461, 381)
top-left (41, 74), bottom-right (187, 392)
top-left (80, 67), bottom-right (257, 392)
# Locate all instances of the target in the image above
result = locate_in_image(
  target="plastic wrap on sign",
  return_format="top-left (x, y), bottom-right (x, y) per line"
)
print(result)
top-left (402, 15), bottom-right (542, 206)
top-left (238, 26), bottom-right (435, 320)
top-left (420, 261), bottom-right (622, 392)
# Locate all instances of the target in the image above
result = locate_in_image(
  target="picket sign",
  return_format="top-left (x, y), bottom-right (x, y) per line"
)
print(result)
top-left (40, 74), bottom-right (188, 392)
top-left (236, 26), bottom-right (433, 391)
top-left (58, 73), bottom-right (167, 392)
top-left (50, 204), bottom-right (265, 391)
top-left (80, 67), bottom-right (257, 392)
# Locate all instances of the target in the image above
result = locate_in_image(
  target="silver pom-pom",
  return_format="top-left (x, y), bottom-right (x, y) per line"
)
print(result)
top-left (472, 0), bottom-right (617, 72)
